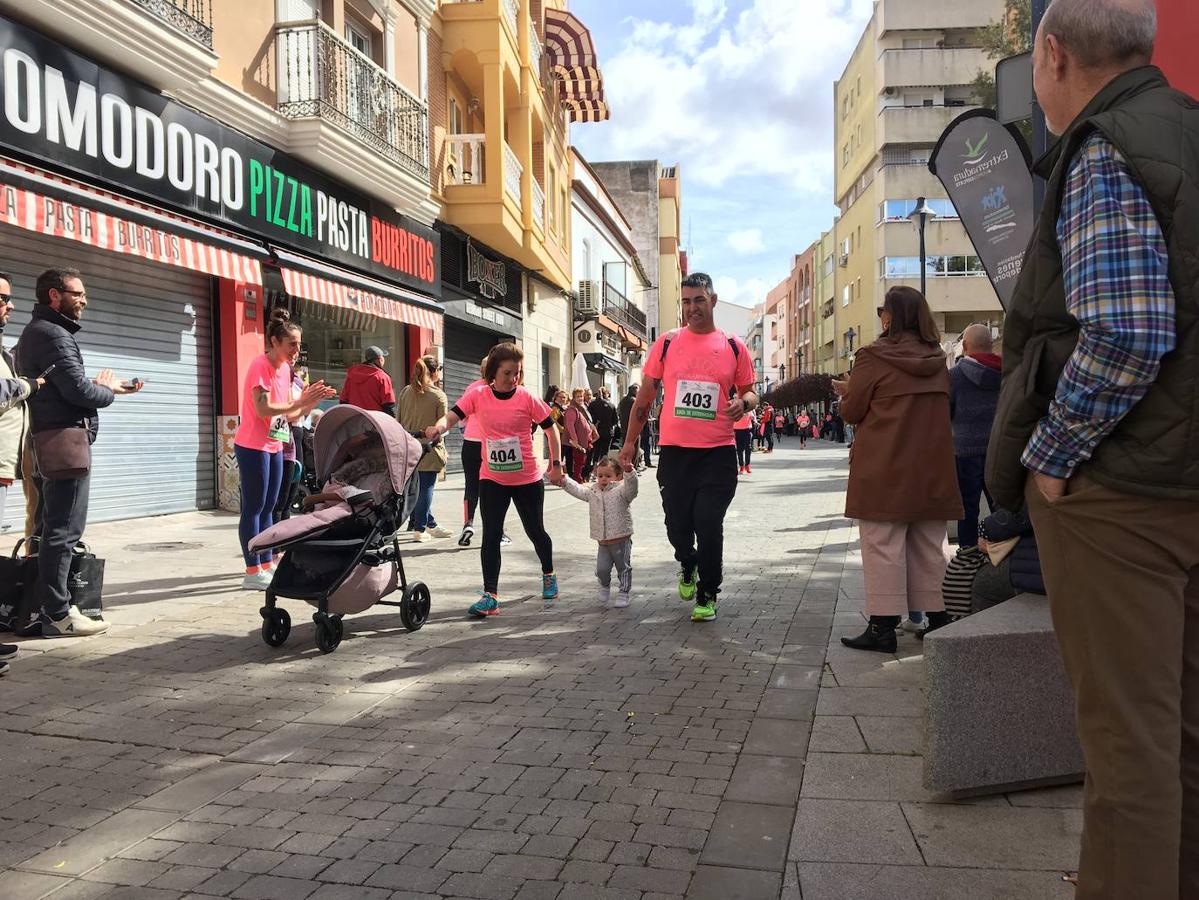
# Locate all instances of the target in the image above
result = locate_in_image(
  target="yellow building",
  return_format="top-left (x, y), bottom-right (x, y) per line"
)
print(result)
top-left (813, 229), bottom-right (838, 374)
top-left (434, 0), bottom-right (607, 292)
top-left (835, 0), bottom-right (1007, 364)
top-left (658, 165), bottom-right (684, 336)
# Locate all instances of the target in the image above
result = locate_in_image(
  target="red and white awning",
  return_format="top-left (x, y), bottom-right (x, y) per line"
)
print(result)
top-left (280, 266), bottom-right (443, 345)
top-left (543, 8), bottom-right (611, 123)
top-left (0, 160), bottom-right (264, 283)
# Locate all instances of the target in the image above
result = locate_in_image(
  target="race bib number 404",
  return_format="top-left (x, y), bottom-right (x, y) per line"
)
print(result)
top-left (675, 380), bottom-right (720, 421)
top-left (487, 436), bottom-right (524, 473)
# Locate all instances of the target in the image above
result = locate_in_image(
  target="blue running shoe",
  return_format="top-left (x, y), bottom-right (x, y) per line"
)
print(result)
top-left (542, 573), bottom-right (559, 601)
top-left (469, 592), bottom-right (499, 618)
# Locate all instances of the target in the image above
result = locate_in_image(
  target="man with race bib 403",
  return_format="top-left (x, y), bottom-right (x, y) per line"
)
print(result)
top-left (618, 272), bottom-right (756, 622)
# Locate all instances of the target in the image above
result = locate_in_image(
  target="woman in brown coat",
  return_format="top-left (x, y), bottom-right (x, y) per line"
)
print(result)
top-left (833, 286), bottom-right (964, 652)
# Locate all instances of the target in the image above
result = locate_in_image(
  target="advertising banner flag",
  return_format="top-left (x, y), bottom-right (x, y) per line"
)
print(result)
top-left (929, 111), bottom-right (1034, 310)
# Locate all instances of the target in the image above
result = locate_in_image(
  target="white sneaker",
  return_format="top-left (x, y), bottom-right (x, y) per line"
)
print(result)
top-left (458, 524), bottom-right (475, 547)
top-left (429, 526), bottom-right (454, 539)
top-left (410, 530), bottom-right (431, 543)
top-left (900, 618), bottom-right (927, 634)
top-left (241, 570), bottom-right (273, 592)
top-left (500, 533), bottom-right (513, 546)
top-left (41, 606), bottom-right (109, 638)
top-left (614, 592), bottom-right (630, 608)
top-left (598, 586), bottom-right (611, 605)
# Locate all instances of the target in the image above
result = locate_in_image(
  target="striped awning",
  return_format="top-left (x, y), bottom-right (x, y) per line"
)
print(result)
top-left (277, 254), bottom-right (443, 346)
top-left (0, 160), bottom-right (264, 283)
top-left (543, 8), bottom-right (611, 123)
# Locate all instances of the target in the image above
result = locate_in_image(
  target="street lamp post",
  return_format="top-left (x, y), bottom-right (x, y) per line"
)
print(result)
top-left (908, 197), bottom-right (936, 296)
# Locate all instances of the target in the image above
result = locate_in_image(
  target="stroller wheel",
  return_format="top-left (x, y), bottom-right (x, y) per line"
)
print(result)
top-left (331, 615), bottom-right (344, 643)
top-left (314, 613), bottom-right (341, 654)
top-left (400, 582), bottom-right (432, 632)
top-left (261, 608), bottom-right (291, 647)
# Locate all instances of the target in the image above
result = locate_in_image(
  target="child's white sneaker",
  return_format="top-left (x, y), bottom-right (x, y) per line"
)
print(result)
top-left (614, 592), bottom-right (630, 608)
top-left (598, 586), bottom-right (610, 605)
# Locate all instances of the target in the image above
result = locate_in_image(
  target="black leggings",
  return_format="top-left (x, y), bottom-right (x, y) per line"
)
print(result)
top-left (479, 479), bottom-right (554, 594)
top-left (735, 429), bottom-right (752, 468)
top-left (657, 446), bottom-right (738, 595)
top-left (462, 439), bottom-right (482, 524)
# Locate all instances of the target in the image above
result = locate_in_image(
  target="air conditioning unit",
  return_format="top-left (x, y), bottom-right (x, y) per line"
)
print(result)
top-left (838, 254), bottom-right (849, 268)
top-left (884, 87), bottom-right (896, 96)
top-left (576, 280), bottom-right (600, 316)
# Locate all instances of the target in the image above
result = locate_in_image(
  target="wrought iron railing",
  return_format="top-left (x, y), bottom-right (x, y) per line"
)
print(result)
top-left (275, 21), bottom-right (429, 179)
top-left (127, 0), bottom-right (213, 48)
top-left (503, 143), bottom-right (523, 207)
top-left (603, 284), bottom-right (647, 338)
top-left (502, 0), bottom-right (519, 38)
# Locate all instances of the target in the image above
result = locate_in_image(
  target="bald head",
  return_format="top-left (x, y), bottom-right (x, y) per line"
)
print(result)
top-left (961, 324), bottom-right (993, 355)
top-left (1040, 0), bottom-right (1156, 71)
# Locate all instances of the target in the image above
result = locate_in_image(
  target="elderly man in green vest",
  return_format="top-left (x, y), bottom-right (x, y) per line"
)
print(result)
top-left (987, 1), bottom-right (1199, 897)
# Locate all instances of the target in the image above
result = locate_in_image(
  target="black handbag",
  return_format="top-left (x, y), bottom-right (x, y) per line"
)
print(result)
top-left (69, 542), bottom-right (105, 620)
top-left (0, 539), bottom-right (43, 635)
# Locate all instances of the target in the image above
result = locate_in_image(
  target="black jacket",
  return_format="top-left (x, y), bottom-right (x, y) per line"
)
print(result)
top-left (588, 397), bottom-right (618, 438)
top-left (617, 393), bottom-right (636, 436)
top-left (979, 507), bottom-right (1044, 595)
top-left (15, 304), bottom-right (114, 442)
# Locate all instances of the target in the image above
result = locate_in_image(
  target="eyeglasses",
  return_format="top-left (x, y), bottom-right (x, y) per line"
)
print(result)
top-left (876, 306), bottom-right (886, 318)
top-left (60, 290), bottom-right (87, 299)
top-left (0, 294), bottom-right (11, 305)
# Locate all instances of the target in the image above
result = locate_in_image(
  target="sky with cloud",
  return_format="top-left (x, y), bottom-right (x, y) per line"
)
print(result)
top-left (570, 0), bottom-right (875, 309)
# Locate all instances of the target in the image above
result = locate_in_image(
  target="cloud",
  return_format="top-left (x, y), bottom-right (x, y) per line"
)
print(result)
top-left (713, 274), bottom-right (770, 309)
top-left (726, 227), bottom-right (765, 255)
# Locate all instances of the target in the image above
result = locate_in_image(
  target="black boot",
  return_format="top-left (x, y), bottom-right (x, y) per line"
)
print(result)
top-left (916, 610), bottom-right (953, 641)
top-left (840, 616), bottom-right (900, 653)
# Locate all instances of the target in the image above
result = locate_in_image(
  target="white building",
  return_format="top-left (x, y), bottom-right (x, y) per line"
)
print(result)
top-left (570, 149), bottom-right (652, 395)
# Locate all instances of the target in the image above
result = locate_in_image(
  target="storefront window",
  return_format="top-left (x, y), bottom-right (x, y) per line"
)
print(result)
top-left (297, 299), bottom-right (408, 402)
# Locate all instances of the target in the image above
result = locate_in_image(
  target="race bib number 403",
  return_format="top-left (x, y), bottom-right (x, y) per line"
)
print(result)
top-left (675, 380), bottom-right (720, 421)
top-left (487, 436), bottom-right (524, 473)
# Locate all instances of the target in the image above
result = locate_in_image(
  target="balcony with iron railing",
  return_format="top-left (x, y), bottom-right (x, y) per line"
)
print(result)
top-left (602, 283), bottom-right (648, 340)
top-left (127, 0), bottom-right (213, 48)
top-left (275, 20), bottom-right (429, 179)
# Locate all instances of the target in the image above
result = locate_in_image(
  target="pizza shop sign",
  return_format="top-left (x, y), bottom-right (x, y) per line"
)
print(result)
top-left (0, 13), bottom-right (439, 294)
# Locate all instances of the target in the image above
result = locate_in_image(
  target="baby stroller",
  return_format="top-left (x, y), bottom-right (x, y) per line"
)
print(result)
top-left (248, 406), bottom-right (432, 654)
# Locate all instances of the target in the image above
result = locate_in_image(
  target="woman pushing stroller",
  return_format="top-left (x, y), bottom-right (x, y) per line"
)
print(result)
top-left (425, 343), bottom-right (565, 617)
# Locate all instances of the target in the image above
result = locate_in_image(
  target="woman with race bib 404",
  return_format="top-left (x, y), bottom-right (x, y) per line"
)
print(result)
top-left (426, 343), bottom-right (565, 617)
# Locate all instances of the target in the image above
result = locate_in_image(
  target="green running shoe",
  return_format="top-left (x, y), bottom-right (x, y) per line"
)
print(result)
top-left (469, 592), bottom-right (500, 618)
top-left (691, 596), bottom-right (717, 622)
top-left (678, 567), bottom-right (698, 602)
top-left (542, 573), bottom-right (559, 600)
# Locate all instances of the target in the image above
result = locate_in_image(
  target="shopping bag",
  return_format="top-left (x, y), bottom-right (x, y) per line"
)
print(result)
top-left (69, 542), bottom-right (105, 620)
top-left (0, 539), bottom-right (42, 634)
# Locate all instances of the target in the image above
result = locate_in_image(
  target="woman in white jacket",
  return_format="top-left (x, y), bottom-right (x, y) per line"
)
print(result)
top-left (561, 458), bottom-right (638, 608)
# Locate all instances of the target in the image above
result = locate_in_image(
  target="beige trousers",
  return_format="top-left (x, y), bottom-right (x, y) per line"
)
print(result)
top-left (858, 520), bottom-right (950, 617)
top-left (1027, 472), bottom-right (1199, 900)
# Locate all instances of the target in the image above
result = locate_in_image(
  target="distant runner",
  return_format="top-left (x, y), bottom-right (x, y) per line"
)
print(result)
top-left (618, 272), bottom-right (756, 622)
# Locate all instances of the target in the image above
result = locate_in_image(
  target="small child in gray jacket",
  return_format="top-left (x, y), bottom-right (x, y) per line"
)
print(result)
top-left (561, 459), bottom-right (638, 607)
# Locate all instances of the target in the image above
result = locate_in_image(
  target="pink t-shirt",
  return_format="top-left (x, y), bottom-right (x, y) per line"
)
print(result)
top-left (642, 328), bottom-right (755, 449)
top-left (461, 379), bottom-right (487, 442)
top-left (234, 354), bottom-right (292, 453)
top-left (454, 386), bottom-right (552, 486)
top-left (734, 413), bottom-right (752, 430)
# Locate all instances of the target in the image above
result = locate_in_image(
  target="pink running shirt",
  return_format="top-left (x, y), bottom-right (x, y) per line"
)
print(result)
top-left (642, 328), bottom-right (755, 448)
top-left (734, 413), bottom-right (752, 430)
top-left (234, 354), bottom-right (292, 453)
top-left (460, 379), bottom-right (488, 442)
top-left (454, 386), bottom-right (553, 486)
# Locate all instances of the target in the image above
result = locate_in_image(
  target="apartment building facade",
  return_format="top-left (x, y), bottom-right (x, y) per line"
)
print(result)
top-left (0, 0), bottom-right (445, 520)
top-left (813, 229), bottom-right (838, 374)
top-left (833, 0), bottom-right (1005, 367)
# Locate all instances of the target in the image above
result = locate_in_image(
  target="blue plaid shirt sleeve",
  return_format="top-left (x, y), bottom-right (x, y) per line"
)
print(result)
top-left (1021, 133), bottom-right (1176, 479)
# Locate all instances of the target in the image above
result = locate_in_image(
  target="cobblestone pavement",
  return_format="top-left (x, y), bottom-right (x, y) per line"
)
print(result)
top-left (0, 441), bottom-right (1080, 899)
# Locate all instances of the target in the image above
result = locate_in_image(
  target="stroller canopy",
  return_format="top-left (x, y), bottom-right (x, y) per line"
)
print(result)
top-left (314, 405), bottom-right (423, 497)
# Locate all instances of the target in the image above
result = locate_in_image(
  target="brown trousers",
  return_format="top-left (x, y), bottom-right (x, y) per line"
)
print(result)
top-left (1027, 472), bottom-right (1199, 900)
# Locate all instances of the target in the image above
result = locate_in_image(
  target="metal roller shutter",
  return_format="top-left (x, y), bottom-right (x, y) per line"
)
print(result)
top-left (0, 226), bottom-right (216, 526)
top-left (441, 321), bottom-right (505, 474)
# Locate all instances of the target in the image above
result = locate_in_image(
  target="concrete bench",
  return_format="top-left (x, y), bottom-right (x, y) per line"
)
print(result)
top-left (923, 593), bottom-right (1085, 796)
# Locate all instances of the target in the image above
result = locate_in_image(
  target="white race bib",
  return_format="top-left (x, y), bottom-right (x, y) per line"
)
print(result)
top-left (268, 415), bottom-right (291, 443)
top-left (675, 380), bottom-right (720, 421)
top-left (486, 436), bottom-right (524, 473)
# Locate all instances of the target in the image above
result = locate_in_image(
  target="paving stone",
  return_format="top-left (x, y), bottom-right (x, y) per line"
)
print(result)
top-left (20, 809), bottom-right (179, 877)
top-left (743, 719), bottom-right (811, 758)
top-left (135, 763), bottom-right (265, 814)
top-left (855, 715), bottom-right (924, 755)
top-left (800, 752), bottom-right (930, 802)
top-left (230, 874), bottom-right (319, 899)
top-left (902, 802), bottom-right (1084, 870)
top-left (797, 863), bottom-right (1076, 900)
top-left (788, 799), bottom-right (922, 864)
top-left (769, 665), bottom-right (823, 691)
top-left (686, 865), bottom-right (780, 900)
top-left (699, 801), bottom-right (793, 871)
top-left (363, 863), bottom-right (449, 893)
top-left (315, 857), bottom-right (381, 884)
top-left (438, 871), bottom-right (523, 899)
top-left (808, 716), bottom-right (867, 753)
top-left (725, 755), bottom-right (805, 807)
top-left (483, 854), bottom-right (563, 880)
